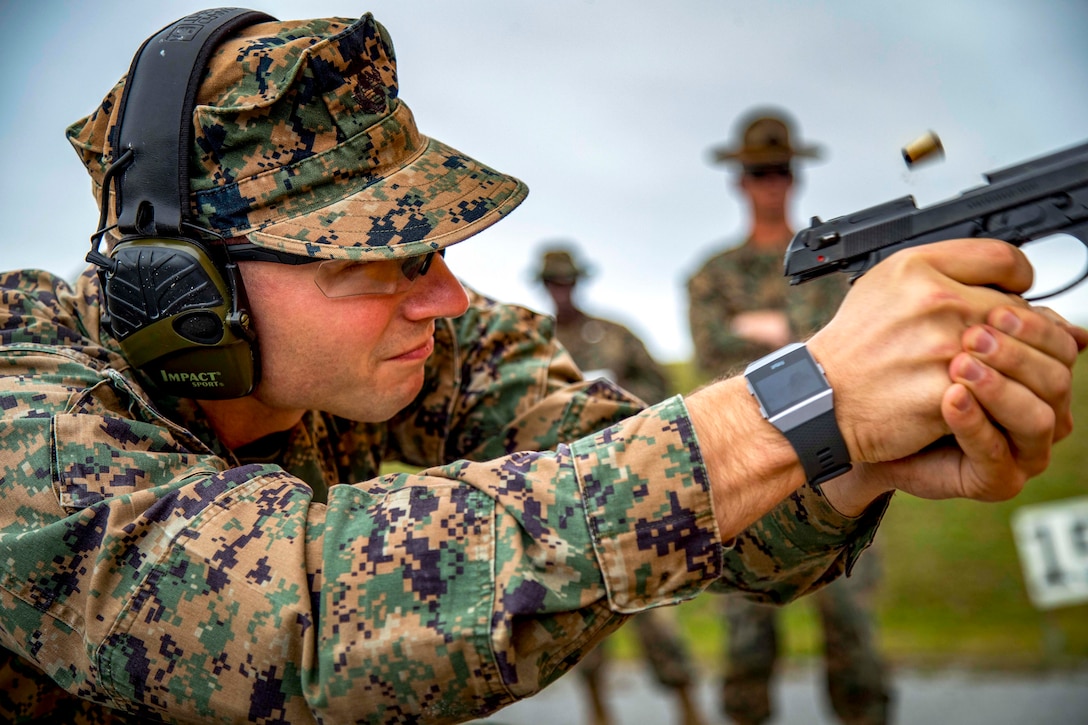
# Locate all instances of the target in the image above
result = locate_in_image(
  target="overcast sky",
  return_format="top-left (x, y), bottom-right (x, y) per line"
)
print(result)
top-left (2, 0), bottom-right (1086, 362)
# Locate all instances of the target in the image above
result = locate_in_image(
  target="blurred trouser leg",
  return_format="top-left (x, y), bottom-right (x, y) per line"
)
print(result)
top-left (576, 641), bottom-right (611, 725)
top-left (815, 549), bottom-right (892, 725)
top-left (722, 596), bottom-right (778, 725)
top-left (632, 607), bottom-right (706, 725)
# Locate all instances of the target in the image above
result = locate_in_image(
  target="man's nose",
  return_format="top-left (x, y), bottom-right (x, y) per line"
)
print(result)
top-left (404, 252), bottom-right (469, 320)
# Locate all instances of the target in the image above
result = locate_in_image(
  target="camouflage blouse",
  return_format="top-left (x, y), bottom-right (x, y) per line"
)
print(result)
top-left (552, 312), bottom-right (671, 405)
top-left (0, 268), bottom-right (883, 724)
top-left (687, 239), bottom-right (849, 381)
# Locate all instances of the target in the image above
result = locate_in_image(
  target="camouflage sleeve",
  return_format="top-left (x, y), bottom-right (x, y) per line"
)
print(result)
top-left (711, 484), bottom-right (892, 601)
top-left (0, 354), bottom-right (718, 721)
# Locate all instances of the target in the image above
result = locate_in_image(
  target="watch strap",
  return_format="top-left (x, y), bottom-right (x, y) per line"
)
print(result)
top-left (784, 407), bottom-right (852, 486)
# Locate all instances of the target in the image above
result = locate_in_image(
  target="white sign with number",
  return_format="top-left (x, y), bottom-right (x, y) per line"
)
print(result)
top-left (1011, 496), bottom-right (1088, 610)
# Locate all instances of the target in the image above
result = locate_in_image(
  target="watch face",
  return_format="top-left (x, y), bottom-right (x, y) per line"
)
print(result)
top-left (747, 347), bottom-right (828, 417)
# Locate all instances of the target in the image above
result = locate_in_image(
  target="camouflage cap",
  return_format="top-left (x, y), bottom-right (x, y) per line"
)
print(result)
top-left (66, 13), bottom-right (528, 261)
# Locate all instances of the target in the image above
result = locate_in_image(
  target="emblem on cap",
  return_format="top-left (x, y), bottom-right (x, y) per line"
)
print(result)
top-left (352, 68), bottom-right (388, 116)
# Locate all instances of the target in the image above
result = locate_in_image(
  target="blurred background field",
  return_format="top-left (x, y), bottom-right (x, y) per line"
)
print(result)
top-left (627, 353), bottom-right (1088, 672)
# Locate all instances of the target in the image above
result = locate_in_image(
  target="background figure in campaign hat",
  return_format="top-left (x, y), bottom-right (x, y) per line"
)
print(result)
top-left (688, 108), bottom-right (892, 725)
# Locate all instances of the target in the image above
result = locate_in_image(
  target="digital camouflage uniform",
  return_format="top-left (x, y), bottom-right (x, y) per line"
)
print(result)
top-left (0, 13), bottom-right (889, 725)
top-left (0, 269), bottom-right (888, 724)
top-left (687, 240), bottom-right (891, 725)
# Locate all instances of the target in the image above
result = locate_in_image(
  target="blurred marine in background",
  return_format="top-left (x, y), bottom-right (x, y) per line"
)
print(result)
top-left (687, 110), bottom-right (892, 725)
top-left (536, 246), bottom-right (671, 406)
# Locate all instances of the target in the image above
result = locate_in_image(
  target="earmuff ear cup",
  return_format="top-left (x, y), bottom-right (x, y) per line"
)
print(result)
top-left (86, 9), bottom-right (275, 400)
top-left (104, 238), bottom-right (258, 398)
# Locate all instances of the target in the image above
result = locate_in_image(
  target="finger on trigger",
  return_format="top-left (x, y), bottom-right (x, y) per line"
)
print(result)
top-left (917, 239), bottom-right (1034, 293)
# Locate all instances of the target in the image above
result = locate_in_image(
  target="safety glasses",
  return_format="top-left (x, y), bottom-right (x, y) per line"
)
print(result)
top-left (227, 243), bottom-right (443, 298)
top-left (743, 165), bottom-right (793, 181)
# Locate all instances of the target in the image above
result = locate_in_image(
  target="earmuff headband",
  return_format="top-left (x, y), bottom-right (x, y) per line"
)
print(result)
top-left (111, 8), bottom-right (274, 237)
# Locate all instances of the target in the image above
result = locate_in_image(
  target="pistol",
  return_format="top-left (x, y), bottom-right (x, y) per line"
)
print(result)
top-left (784, 139), bottom-right (1088, 300)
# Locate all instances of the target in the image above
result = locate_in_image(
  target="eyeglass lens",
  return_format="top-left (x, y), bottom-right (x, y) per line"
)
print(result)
top-left (314, 250), bottom-right (443, 298)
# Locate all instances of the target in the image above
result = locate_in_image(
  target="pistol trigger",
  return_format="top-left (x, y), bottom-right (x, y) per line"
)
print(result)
top-left (844, 257), bottom-right (873, 278)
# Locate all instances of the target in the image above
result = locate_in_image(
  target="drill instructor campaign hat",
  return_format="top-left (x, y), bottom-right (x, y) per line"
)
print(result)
top-left (67, 12), bottom-right (528, 261)
top-left (709, 108), bottom-right (823, 168)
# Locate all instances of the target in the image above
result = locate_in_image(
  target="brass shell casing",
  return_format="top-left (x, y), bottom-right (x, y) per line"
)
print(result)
top-left (902, 131), bottom-right (945, 167)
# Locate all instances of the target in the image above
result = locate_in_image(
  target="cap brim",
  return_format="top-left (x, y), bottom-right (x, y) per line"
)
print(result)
top-left (245, 134), bottom-right (528, 261)
top-left (709, 144), bottom-right (823, 166)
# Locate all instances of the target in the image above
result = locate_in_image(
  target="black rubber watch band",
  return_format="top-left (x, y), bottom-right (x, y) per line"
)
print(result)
top-left (784, 407), bottom-right (852, 486)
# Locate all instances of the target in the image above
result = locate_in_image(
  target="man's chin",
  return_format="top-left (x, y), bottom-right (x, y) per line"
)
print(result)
top-left (337, 376), bottom-right (426, 423)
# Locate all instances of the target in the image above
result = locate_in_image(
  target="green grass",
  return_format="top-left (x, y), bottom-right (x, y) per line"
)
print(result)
top-left (625, 354), bottom-right (1088, 671)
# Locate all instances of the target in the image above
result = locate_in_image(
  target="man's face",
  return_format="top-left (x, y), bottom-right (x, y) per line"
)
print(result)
top-left (739, 164), bottom-right (794, 214)
top-left (236, 253), bottom-right (470, 422)
top-left (542, 278), bottom-right (577, 313)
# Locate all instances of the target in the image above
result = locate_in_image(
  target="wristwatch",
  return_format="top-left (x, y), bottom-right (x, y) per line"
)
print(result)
top-left (743, 342), bottom-right (853, 486)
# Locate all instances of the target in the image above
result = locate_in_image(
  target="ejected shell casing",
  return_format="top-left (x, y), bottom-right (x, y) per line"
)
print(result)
top-left (902, 130), bottom-right (944, 167)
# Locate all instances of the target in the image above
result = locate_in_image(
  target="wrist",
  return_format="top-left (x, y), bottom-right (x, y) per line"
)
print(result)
top-left (819, 462), bottom-right (897, 517)
top-left (686, 376), bottom-right (806, 540)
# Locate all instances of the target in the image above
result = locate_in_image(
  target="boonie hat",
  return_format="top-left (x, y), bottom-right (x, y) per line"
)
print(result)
top-left (709, 108), bottom-right (822, 168)
top-left (67, 13), bottom-right (528, 261)
top-left (535, 247), bottom-right (591, 285)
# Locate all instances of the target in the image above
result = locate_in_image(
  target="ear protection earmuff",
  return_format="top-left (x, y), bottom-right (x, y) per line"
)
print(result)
top-left (85, 8), bottom-right (275, 399)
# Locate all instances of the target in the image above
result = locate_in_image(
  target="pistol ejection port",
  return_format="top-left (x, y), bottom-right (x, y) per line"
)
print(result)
top-left (902, 131), bottom-right (945, 167)
top-left (808, 231), bottom-right (840, 250)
